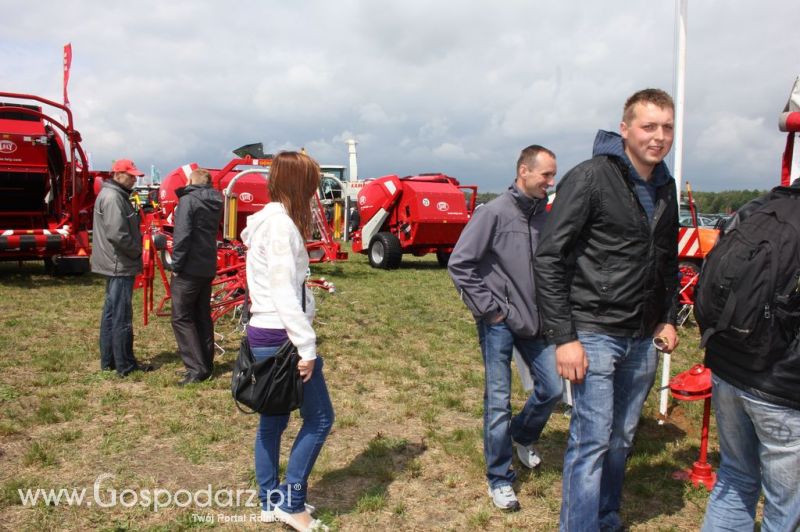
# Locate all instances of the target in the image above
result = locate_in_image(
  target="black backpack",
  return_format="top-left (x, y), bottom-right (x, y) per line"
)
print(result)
top-left (694, 185), bottom-right (800, 371)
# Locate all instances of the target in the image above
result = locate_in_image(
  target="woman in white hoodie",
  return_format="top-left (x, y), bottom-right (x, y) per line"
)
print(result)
top-left (241, 151), bottom-right (333, 532)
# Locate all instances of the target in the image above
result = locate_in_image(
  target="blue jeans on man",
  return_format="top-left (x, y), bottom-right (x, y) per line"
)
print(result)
top-left (701, 374), bottom-right (800, 532)
top-left (253, 347), bottom-right (334, 513)
top-left (476, 319), bottom-right (561, 489)
top-left (99, 275), bottom-right (139, 376)
top-left (560, 332), bottom-right (658, 532)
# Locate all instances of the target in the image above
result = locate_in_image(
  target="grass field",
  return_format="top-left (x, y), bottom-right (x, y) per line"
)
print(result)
top-left (0, 248), bottom-right (724, 531)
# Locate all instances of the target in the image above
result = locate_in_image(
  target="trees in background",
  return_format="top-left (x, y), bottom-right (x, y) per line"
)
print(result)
top-left (476, 190), bottom-right (765, 213)
top-left (690, 189), bottom-right (766, 213)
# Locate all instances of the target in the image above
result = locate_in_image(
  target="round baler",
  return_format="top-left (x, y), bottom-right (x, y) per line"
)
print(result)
top-left (351, 173), bottom-right (477, 269)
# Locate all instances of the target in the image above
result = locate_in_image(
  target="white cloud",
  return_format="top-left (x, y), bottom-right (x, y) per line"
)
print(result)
top-left (1, 0), bottom-right (797, 191)
top-left (432, 142), bottom-right (477, 161)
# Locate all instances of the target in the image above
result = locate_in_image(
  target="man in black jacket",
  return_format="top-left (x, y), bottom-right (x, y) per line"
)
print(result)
top-left (534, 89), bottom-right (679, 531)
top-left (170, 168), bottom-right (223, 385)
top-left (701, 181), bottom-right (800, 532)
top-left (449, 145), bottom-right (561, 512)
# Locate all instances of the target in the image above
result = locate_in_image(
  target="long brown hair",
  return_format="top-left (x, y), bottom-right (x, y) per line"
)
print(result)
top-left (268, 151), bottom-right (320, 239)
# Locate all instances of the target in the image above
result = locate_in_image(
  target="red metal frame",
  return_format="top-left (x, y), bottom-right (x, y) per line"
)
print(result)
top-left (136, 155), bottom-right (343, 325)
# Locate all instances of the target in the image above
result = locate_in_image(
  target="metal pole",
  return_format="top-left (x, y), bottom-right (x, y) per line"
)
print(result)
top-left (658, 351), bottom-right (671, 423)
top-left (673, 0), bottom-right (688, 203)
top-left (660, 0), bottom-right (688, 423)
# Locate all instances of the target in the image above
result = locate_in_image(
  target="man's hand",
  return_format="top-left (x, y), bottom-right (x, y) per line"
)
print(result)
top-left (556, 341), bottom-right (589, 384)
top-left (653, 323), bottom-right (679, 353)
top-left (298, 359), bottom-right (316, 383)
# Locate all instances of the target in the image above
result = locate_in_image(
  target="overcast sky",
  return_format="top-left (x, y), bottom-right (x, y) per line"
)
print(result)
top-left (1, 0), bottom-right (797, 192)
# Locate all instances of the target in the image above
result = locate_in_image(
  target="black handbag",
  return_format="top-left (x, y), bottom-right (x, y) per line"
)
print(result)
top-left (231, 283), bottom-right (305, 415)
top-left (231, 336), bottom-right (304, 415)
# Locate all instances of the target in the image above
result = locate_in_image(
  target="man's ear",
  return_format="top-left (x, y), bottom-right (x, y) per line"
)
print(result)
top-left (619, 120), bottom-right (629, 141)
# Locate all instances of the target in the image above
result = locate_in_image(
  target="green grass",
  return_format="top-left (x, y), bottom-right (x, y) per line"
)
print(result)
top-left (0, 249), bottom-right (726, 530)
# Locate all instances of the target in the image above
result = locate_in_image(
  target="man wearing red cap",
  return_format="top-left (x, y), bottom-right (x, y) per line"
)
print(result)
top-left (91, 159), bottom-right (153, 376)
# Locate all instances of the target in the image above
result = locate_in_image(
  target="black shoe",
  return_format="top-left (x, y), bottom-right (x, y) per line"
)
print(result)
top-left (178, 375), bottom-right (202, 386)
top-left (119, 364), bottom-right (154, 377)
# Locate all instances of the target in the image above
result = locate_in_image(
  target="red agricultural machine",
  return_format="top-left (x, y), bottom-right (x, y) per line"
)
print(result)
top-left (351, 173), bottom-right (477, 269)
top-left (137, 144), bottom-right (346, 324)
top-left (676, 184), bottom-right (721, 325)
top-left (0, 92), bottom-right (97, 273)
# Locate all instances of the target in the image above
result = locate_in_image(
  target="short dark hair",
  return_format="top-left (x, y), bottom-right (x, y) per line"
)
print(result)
top-left (516, 145), bottom-right (555, 174)
top-left (622, 88), bottom-right (674, 124)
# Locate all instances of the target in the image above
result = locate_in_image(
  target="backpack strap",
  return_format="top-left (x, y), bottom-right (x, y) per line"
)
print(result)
top-left (700, 292), bottom-right (737, 347)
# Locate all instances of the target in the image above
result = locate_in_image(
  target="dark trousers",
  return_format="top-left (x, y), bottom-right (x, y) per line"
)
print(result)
top-left (170, 273), bottom-right (215, 379)
top-left (99, 275), bottom-right (140, 376)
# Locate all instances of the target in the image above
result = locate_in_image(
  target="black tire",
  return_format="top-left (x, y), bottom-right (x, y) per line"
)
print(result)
top-left (152, 233), bottom-right (174, 271)
top-left (436, 250), bottom-right (451, 268)
top-left (160, 249), bottom-right (174, 271)
top-left (368, 232), bottom-right (402, 269)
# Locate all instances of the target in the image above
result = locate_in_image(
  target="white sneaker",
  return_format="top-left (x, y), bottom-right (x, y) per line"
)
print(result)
top-left (274, 507), bottom-right (329, 531)
top-left (487, 485), bottom-right (520, 512)
top-left (513, 440), bottom-right (542, 469)
top-left (261, 503), bottom-right (316, 523)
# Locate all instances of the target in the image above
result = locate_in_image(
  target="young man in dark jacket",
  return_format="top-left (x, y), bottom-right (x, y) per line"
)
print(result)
top-left (449, 145), bottom-right (561, 512)
top-left (170, 168), bottom-right (223, 385)
top-left (91, 158), bottom-right (153, 376)
top-left (534, 89), bottom-right (679, 531)
top-left (701, 181), bottom-right (800, 532)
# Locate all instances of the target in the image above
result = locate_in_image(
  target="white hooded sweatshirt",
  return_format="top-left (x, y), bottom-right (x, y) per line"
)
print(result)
top-left (241, 202), bottom-right (316, 360)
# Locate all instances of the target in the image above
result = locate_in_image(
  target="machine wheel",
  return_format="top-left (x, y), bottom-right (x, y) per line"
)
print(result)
top-left (46, 256), bottom-right (90, 275)
top-left (152, 233), bottom-right (174, 271)
top-left (368, 232), bottom-right (402, 269)
top-left (436, 250), bottom-right (451, 268)
top-left (160, 249), bottom-right (174, 271)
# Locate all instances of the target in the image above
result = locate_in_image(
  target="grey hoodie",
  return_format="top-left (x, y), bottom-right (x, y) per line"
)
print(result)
top-left (448, 185), bottom-right (547, 338)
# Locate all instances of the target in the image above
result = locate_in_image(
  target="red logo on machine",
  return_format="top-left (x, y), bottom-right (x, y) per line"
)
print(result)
top-left (0, 140), bottom-right (17, 154)
top-left (437, 201), bottom-right (449, 211)
top-left (239, 192), bottom-right (253, 203)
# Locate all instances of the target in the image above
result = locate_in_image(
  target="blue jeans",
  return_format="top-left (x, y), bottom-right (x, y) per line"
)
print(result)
top-left (98, 275), bottom-right (139, 376)
top-left (701, 374), bottom-right (800, 532)
top-left (476, 319), bottom-right (561, 489)
top-left (560, 333), bottom-right (658, 532)
top-left (253, 346), bottom-right (334, 513)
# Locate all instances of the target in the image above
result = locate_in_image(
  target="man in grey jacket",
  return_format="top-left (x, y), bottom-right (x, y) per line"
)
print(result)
top-left (91, 158), bottom-right (152, 376)
top-left (169, 168), bottom-right (223, 385)
top-left (448, 145), bottom-right (561, 512)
